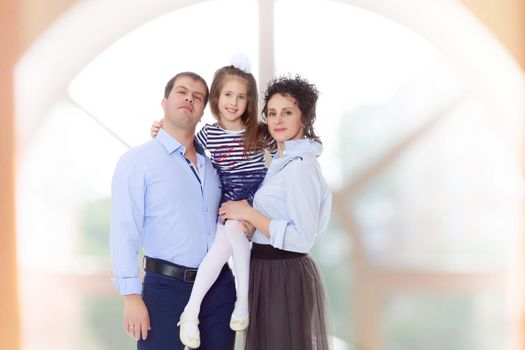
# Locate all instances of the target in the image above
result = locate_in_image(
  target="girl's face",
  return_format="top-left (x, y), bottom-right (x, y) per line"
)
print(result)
top-left (266, 93), bottom-right (304, 147)
top-left (217, 76), bottom-right (249, 130)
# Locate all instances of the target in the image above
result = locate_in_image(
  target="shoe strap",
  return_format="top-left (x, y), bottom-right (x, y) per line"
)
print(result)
top-left (177, 313), bottom-right (199, 326)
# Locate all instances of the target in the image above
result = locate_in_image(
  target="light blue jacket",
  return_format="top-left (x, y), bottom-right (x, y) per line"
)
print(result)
top-left (252, 139), bottom-right (332, 253)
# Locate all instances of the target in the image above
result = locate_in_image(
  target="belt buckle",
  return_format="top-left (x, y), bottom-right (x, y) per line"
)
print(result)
top-left (184, 269), bottom-right (197, 283)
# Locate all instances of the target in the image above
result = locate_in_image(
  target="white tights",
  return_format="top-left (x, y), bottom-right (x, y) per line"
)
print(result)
top-left (183, 220), bottom-right (250, 323)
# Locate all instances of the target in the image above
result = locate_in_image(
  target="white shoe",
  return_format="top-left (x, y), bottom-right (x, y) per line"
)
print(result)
top-left (177, 312), bottom-right (200, 349)
top-left (229, 300), bottom-right (249, 331)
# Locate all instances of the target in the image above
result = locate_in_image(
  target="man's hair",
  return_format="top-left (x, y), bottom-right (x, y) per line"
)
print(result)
top-left (164, 72), bottom-right (209, 105)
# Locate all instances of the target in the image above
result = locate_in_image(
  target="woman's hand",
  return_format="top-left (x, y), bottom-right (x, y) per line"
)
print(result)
top-left (239, 220), bottom-right (256, 241)
top-left (219, 200), bottom-right (251, 222)
top-left (150, 119), bottom-right (164, 138)
top-left (221, 200), bottom-right (272, 238)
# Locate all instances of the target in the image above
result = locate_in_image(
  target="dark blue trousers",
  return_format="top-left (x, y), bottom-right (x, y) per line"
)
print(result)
top-left (138, 263), bottom-right (236, 350)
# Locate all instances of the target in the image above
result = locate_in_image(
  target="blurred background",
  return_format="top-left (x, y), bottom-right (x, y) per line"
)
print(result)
top-left (2, 0), bottom-right (525, 349)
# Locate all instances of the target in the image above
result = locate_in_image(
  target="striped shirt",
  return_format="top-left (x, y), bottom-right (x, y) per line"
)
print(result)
top-left (196, 123), bottom-right (267, 204)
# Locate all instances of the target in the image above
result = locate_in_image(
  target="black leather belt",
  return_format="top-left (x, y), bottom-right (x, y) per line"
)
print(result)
top-left (144, 257), bottom-right (198, 283)
top-left (144, 257), bottom-right (230, 283)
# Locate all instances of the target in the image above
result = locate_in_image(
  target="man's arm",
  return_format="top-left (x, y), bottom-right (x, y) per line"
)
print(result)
top-left (109, 152), bottom-right (150, 340)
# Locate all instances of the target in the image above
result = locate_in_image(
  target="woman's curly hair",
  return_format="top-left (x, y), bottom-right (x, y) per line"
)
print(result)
top-left (261, 74), bottom-right (321, 144)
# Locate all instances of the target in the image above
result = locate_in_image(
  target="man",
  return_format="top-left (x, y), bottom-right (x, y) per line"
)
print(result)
top-left (110, 72), bottom-right (236, 349)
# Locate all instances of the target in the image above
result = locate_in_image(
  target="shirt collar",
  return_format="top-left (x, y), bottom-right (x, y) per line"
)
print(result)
top-left (268, 139), bottom-right (323, 175)
top-left (157, 128), bottom-right (204, 155)
top-left (273, 139), bottom-right (323, 160)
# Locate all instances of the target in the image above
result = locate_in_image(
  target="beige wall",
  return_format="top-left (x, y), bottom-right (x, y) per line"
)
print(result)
top-left (1, 0), bottom-right (77, 348)
top-left (460, 0), bottom-right (525, 70)
top-left (20, 0), bottom-right (75, 51)
top-left (1, 1), bottom-right (523, 349)
top-left (0, 1), bottom-right (22, 349)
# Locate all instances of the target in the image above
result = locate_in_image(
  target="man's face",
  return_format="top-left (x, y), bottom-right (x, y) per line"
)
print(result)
top-left (162, 76), bottom-right (207, 131)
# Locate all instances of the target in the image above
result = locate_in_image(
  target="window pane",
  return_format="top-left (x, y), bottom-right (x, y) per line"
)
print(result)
top-left (69, 0), bottom-right (259, 148)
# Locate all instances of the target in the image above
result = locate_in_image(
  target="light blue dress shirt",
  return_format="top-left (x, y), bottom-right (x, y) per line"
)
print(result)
top-left (251, 139), bottom-right (332, 253)
top-left (110, 129), bottom-right (222, 295)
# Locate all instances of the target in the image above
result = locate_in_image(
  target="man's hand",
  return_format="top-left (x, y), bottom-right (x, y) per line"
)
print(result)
top-left (240, 220), bottom-right (255, 241)
top-left (123, 294), bottom-right (151, 341)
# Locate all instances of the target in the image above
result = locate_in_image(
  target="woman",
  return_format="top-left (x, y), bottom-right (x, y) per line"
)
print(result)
top-left (219, 75), bottom-right (332, 350)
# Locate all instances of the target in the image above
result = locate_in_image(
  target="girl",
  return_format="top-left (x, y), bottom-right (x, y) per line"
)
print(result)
top-left (151, 63), bottom-right (267, 349)
top-left (219, 75), bottom-right (332, 350)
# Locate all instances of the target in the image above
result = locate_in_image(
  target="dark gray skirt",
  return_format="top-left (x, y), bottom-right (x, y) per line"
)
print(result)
top-left (245, 243), bottom-right (331, 350)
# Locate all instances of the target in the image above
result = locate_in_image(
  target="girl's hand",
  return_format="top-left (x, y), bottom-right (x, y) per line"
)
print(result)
top-left (219, 200), bottom-right (251, 222)
top-left (150, 119), bottom-right (164, 138)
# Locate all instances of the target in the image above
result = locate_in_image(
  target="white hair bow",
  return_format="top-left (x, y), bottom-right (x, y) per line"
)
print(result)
top-left (230, 54), bottom-right (252, 74)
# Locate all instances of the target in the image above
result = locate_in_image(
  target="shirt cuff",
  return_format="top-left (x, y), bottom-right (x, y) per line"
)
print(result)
top-left (269, 220), bottom-right (287, 249)
top-left (112, 276), bottom-right (142, 295)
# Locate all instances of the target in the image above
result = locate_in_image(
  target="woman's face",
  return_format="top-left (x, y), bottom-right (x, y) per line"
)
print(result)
top-left (266, 93), bottom-right (304, 144)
